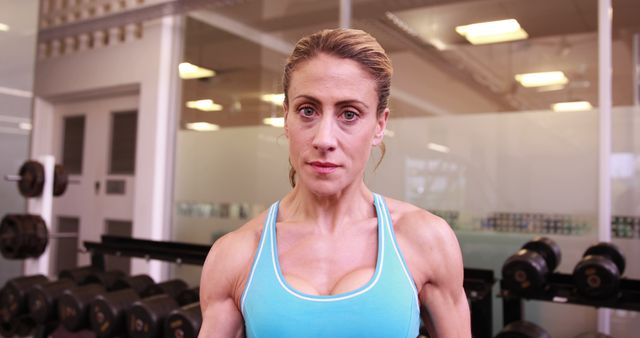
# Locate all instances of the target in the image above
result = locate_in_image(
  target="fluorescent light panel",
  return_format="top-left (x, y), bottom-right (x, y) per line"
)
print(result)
top-left (551, 101), bottom-right (593, 112)
top-left (515, 71), bottom-right (568, 88)
top-left (456, 19), bottom-right (528, 45)
top-left (186, 99), bottom-right (223, 112)
top-left (0, 86), bottom-right (33, 98)
top-left (0, 23), bottom-right (9, 32)
top-left (179, 62), bottom-right (215, 79)
top-left (427, 142), bottom-right (450, 153)
top-left (18, 122), bottom-right (32, 130)
top-left (186, 122), bottom-right (219, 131)
top-left (263, 117), bottom-right (285, 128)
top-left (261, 93), bottom-right (285, 105)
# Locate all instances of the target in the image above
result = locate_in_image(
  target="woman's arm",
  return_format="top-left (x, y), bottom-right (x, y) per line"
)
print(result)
top-left (417, 217), bottom-right (470, 337)
top-left (199, 231), bottom-right (256, 338)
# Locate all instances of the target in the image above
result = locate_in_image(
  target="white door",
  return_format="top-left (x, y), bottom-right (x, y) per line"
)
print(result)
top-left (52, 94), bottom-right (139, 272)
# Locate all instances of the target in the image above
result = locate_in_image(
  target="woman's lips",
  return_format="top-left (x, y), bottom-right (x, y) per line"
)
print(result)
top-left (308, 161), bottom-right (339, 174)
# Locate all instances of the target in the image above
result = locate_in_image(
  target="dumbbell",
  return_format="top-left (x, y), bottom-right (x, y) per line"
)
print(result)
top-left (175, 287), bottom-right (199, 307)
top-left (0, 214), bottom-right (49, 259)
top-left (59, 266), bottom-right (102, 285)
top-left (27, 278), bottom-right (75, 324)
top-left (502, 237), bottom-right (561, 296)
top-left (574, 332), bottom-right (614, 338)
top-left (128, 280), bottom-right (192, 338)
top-left (573, 242), bottom-right (626, 299)
top-left (0, 275), bottom-right (49, 322)
top-left (57, 270), bottom-right (125, 332)
top-left (83, 270), bottom-right (128, 291)
top-left (164, 302), bottom-right (202, 338)
top-left (0, 314), bottom-right (37, 337)
top-left (90, 274), bottom-right (157, 338)
top-left (495, 320), bottom-right (550, 338)
top-left (4, 160), bottom-right (69, 198)
top-left (90, 278), bottom-right (188, 338)
top-left (25, 266), bottom-right (101, 325)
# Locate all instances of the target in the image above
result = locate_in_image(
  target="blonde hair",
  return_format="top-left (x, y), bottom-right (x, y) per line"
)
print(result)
top-left (283, 28), bottom-right (393, 187)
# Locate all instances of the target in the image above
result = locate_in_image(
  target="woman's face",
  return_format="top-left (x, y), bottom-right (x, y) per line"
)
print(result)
top-left (284, 53), bottom-right (388, 196)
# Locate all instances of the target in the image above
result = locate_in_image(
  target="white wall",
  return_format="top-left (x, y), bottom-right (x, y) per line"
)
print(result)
top-left (31, 15), bottom-right (183, 280)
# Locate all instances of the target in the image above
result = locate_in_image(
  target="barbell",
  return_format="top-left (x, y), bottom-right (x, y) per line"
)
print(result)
top-left (4, 160), bottom-right (74, 198)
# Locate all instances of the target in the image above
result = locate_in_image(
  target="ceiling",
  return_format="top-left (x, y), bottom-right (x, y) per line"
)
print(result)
top-left (6, 0), bottom-right (636, 128)
top-left (179, 0), bottom-right (640, 129)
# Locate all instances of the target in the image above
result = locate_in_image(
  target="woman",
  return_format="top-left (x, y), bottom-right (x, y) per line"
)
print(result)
top-left (199, 28), bottom-right (470, 337)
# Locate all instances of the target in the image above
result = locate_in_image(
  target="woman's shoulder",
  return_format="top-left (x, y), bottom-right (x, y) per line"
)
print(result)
top-left (201, 208), bottom-right (271, 276)
top-left (209, 208), bottom-right (270, 257)
top-left (382, 196), bottom-right (456, 246)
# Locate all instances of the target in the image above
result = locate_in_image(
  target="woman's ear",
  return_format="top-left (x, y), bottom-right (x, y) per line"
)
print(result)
top-left (372, 108), bottom-right (389, 146)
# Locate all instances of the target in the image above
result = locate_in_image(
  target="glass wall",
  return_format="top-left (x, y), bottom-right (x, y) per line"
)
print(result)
top-left (172, 0), bottom-right (638, 336)
top-left (0, 0), bottom-right (39, 284)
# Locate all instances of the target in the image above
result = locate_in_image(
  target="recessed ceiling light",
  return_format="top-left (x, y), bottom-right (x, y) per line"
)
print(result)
top-left (263, 117), bottom-right (285, 128)
top-left (515, 71), bottom-right (568, 88)
top-left (261, 93), bottom-right (285, 105)
top-left (186, 99), bottom-right (223, 112)
top-left (186, 122), bottom-right (219, 131)
top-left (455, 19), bottom-right (528, 45)
top-left (18, 122), bottom-right (32, 130)
top-left (551, 101), bottom-right (593, 112)
top-left (427, 142), bottom-right (450, 153)
top-left (0, 23), bottom-right (9, 32)
top-left (179, 62), bottom-right (215, 79)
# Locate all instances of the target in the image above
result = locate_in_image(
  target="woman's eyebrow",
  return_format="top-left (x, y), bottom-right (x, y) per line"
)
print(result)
top-left (292, 95), bottom-right (321, 105)
top-left (293, 95), bottom-right (369, 109)
top-left (336, 99), bottom-right (369, 109)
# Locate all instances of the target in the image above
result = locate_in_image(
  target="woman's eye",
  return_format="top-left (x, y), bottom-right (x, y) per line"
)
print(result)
top-left (342, 111), bottom-right (358, 121)
top-left (299, 107), bottom-right (315, 117)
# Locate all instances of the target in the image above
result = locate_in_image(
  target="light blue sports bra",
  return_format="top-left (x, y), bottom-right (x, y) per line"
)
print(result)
top-left (240, 193), bottom-right (420, 338)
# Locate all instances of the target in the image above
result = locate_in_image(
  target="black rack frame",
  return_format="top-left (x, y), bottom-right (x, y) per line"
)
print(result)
top-left (464, 268), bottom-right (495, 338)
top-left (501, 272), bottom-right (640, 326)
top-left (84, 235), bottom-right (211, 269)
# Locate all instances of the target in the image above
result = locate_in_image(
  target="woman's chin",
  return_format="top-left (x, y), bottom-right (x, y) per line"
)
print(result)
top-left (299, 177), bottom-right (347, 197)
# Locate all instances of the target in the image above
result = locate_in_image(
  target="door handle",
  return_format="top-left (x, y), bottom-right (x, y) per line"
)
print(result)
top-left (95, 181), bottom-right (100, 194)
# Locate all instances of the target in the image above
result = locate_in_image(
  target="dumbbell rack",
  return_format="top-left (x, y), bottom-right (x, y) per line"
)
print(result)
top-left (501, 272), bottom-right (640, 326)
top-left (23, 235), bottom-right (210, 338)
top-left (83, 236), bottom-right (497, 338)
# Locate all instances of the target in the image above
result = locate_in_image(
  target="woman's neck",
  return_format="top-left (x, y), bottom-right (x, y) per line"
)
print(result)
top-left (279, 182), bottom-right (375, 234)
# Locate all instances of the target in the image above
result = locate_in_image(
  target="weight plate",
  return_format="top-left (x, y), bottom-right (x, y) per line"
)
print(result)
top-left (165, 303), bottom-right (202, 338)
top-left (18, 161), bottom-right (45, 198)
top-left (496, 320), bottom-right (551, 338)
top-left (112, 275), bottom-right (156, 295)
top-left (502, 250), bottom-right (549, 295)
top-left (573, 255), bottom-right (621, 299)
top-left (53, 164), bottom-right (69, 197)
top-left (59, 284), bottom-right (106, 332)
top-left (0, 215), bottom-right (21, 259)
top-left (583, 242), bottom-right (625, 276)
top-left (27, 279), bottom-right (75, 324)
top-left (128, 295), bottom-right (179, 338)
top-left (59, 266), bottom-right (101, 285)
top-left (90, 289), bottom-right (140, 338)
top-left (522, 237), bottom-right (561, 272)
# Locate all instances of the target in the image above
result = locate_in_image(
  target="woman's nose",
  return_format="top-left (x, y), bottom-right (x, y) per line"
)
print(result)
top-left (311, 115), bottom-right (337, 152)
